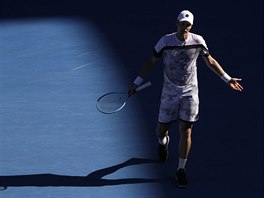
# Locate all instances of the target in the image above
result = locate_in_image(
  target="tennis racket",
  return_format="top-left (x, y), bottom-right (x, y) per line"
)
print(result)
top-left (96, 81), bottom-right (152, 114)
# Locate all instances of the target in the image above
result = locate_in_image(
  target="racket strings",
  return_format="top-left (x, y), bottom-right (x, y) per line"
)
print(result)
top-left (96, 92), bottom-right (128, 114)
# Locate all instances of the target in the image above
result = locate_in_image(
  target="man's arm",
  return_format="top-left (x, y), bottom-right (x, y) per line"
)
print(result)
top-left (138, 55), bottom-right (159, 78)
top-left (128, 55), bottom-right (159, 95)
top-left (202, 55), bottom-right (243, 91)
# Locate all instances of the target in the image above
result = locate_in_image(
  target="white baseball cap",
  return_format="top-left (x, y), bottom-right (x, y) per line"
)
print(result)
top-left (177, 10), bottom-right (194, 25)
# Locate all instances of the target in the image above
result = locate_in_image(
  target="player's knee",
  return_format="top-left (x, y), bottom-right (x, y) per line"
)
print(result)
top-left (179, 120), bottom-right (193, 136)
top-left (179, 120), bottom-right (193, 130)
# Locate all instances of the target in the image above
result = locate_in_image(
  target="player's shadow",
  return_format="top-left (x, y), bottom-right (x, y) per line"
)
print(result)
top-left (0, 157), bottom-right (168, 190)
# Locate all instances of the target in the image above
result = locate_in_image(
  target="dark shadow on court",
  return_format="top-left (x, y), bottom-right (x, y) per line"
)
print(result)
top-left (0, 158), bottom-right (171, 189)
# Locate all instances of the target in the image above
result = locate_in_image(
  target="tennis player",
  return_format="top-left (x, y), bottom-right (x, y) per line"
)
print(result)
top-left (128, 10), bottom-right (243, 188)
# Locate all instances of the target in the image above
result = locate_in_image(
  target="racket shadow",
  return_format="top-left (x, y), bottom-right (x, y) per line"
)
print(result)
top-left (0, 158), bottom-right (168, 189)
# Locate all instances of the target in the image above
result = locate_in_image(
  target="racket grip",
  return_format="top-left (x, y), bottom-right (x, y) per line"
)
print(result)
top-left (135, 81), bottom-right (152, 91)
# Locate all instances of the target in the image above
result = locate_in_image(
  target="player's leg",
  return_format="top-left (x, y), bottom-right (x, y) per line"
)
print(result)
top-left (156, 122), bottom-right (171, 162)
top-left (176, 94), bottom-right (198, 188)
top-left (156, 94), bottom-right (179, 162)
top-left (156, 122), bottom-right (170, 140)
top-left (178, 94), bottom-right (199, 165)
top-left (178, 120), bottom-right (193, 160)
top-left (176, 120), bottom-right (193, 188)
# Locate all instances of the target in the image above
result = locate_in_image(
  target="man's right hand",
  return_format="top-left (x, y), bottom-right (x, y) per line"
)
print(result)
top-left (128, 84), bottom-right (138, 96)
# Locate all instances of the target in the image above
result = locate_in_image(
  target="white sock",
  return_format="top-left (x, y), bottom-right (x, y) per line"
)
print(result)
top-left (158, 136), bottom-right (168, 145)
top-left (178, 158), bottom-right (187, 170)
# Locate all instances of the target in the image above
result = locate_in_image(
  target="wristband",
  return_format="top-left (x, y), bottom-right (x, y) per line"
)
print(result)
top-left (221, 73), bottom-right (232, 83)
top-left (133, 76), bottom-right (144, 86)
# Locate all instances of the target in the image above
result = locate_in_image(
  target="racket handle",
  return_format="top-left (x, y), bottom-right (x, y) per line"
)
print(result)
top-left (135, 81), bottom-right (152, 91)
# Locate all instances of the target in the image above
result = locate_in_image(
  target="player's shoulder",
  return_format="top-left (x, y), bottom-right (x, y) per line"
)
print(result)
top-left (188, 32), bottom-right (208, 49)
top-left (164, 32), bottom-right (177, 37)
top-left (160, 32), bottom-right (177, 41)
top-left (189, 33), bottom-right (206, 44)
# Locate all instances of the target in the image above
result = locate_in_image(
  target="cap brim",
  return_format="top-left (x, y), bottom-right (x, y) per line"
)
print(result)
top-left (178, 18), bottom-right (193, 25)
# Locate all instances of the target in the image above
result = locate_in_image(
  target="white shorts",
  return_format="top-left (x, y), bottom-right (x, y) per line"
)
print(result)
top-left (158, 92), bottom-right (199, 123)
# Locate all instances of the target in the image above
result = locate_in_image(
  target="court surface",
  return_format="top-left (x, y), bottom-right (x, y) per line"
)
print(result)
top-left (0, 0), bottom-right (263, 197)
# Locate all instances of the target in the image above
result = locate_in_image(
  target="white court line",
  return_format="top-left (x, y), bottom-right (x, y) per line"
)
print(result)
top-left (70, 63), bottom-right (91, 71)
top-left (69, 59), bottom-right (105, 72)
top-left (77, 52), bottom-right (95, 56)
top-left (77, 49), bottom-right (102, 57)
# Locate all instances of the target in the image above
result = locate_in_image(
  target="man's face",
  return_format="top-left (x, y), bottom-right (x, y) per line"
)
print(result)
top-left (176, 21), bottom-right (192, 35)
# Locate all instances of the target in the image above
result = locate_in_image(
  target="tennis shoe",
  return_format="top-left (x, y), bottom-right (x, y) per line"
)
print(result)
top-left (158, 136), bottom-right (170, 162)
top-left (175, 168), bottom-right (188, 188)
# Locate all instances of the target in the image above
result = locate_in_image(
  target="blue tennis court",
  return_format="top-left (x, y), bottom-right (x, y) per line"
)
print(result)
top-left (0, 0), bottom-right (263, 197)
